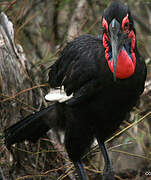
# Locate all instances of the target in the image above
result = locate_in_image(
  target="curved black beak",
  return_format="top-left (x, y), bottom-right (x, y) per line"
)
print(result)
top-left (109, 19), bottom-right (121, 81)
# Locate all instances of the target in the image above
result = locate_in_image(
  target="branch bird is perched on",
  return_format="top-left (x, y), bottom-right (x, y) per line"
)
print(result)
top-left (4, 2), bottom-right (146, 180)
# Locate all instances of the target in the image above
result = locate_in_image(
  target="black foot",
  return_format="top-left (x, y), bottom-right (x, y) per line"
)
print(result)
top-left (103, 166), bottom-right (115, 180)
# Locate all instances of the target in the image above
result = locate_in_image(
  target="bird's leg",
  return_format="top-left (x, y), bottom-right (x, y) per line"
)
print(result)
top-left (97, 139), bottom-right (115, 180)
top-left (73, 160), bottom-right (88, 180)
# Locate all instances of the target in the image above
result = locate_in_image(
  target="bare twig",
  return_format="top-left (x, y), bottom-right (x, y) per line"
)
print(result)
top-left (0, 84), bottom-right (48, 102)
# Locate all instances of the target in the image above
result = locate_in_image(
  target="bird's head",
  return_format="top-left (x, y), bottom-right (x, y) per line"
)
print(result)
top-left (102, 2), bottom-right (136, 81)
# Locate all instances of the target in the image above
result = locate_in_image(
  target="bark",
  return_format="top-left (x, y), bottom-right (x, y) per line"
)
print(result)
top-left (0, 12), bottom-right (46, 179)
top-left (0, 13), bottom-right (76, 180)
top-left (0, 12), bottom-right (44, 131)
top-left (67, 0), bottom-right (88, 41)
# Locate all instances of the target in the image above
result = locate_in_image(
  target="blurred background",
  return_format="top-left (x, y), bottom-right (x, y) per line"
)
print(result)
top-left (0, 0), bottom-right (151, 180)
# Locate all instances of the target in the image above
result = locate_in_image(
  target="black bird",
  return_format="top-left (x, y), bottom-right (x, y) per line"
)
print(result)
top-left (4, 2), bottom-right (146, 180)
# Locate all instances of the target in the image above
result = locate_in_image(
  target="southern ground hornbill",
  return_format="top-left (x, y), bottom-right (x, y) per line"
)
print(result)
top-left (4, 2), bottom-right (147, 180)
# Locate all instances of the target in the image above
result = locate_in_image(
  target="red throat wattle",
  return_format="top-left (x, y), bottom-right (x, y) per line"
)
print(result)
top-left (102, 16), bottom-right (136, 79)
top-left (107, 48), bottom-right (136, 79)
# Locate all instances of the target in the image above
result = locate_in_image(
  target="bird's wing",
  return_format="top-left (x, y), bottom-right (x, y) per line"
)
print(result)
top-left (48, 35), bottom-right (106, 105)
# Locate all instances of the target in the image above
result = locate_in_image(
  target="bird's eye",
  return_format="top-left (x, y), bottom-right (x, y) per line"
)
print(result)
top-left (124, 23), bottom-right (129, 30)
top-left (122, 14), bottom-right (130, 33)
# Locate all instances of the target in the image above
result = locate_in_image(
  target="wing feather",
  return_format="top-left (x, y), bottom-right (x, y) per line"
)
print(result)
top-left (48, 34), bottom-right (105, 103)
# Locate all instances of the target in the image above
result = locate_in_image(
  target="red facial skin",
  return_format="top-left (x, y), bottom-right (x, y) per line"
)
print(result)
top-left (102, 14), bottom-right (136, 79)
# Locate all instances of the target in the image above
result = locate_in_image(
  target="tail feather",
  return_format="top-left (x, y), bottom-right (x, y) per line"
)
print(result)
top-left (4, 103), bottom-right (64, 149)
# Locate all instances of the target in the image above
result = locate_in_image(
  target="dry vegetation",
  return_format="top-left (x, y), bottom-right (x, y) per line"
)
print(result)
top-left (0, 0), bottom-right (151, 180)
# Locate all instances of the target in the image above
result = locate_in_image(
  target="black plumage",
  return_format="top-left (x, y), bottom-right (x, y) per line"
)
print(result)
top-left (4, 2), bottom-right (146, 180)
